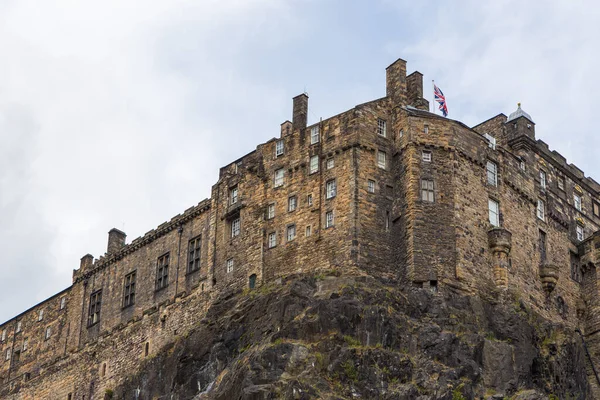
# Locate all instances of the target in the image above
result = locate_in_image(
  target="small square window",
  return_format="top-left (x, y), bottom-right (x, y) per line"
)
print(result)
top-left (229, 186), bottom-right (238, 205)
top-left (274, 169), bottom-right (285, 187)
top-left (226, 258), bottom-right (234, 273)
top-left (486, 161), bottom-right (498, 186)
top-left (268, 232), bottom-right (277, 248)
top-left (267, 203), bottom-right (275, 219)
top-left (422, 151), bottom-right (432, 162)
top-left (288, 196), bottom-right (297, 212)
top-left (275, 140), bottom-right (284, 157)
top-left (309, 155), bottom-right (319, 174)
top-left (367, 180), bottom-right (376, 193)
top-left (326, 158), bottom-right (335, 170)
top-left (306, 225), bottom-right (312, 237)
top-left (377, 151), bottom-right (387, 169)
top-left (537, 199), bottom-right (545, 221)
top-left (307, 194), bottom-right (313, 207)
top-left (310, 126), bottom-right (320, 144)
top-left (574, 193), bottom-right (582, 211)
top-left (377, 119), bottom-right (387, 137)
top-left (287, 225), bottom-right (296, 242)
top-left (325, 211), bottom-right (334, 228)
top-left (326, 179), bottom-right (337, 199)
top-left (231, 218), bottom-right (241, 237)
top-left (488, 199), bottom-right (500, 227)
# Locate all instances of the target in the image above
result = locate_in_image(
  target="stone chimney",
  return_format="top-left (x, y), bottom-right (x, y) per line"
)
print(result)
top-left (386, 58), bottom-right (407, 106)
top-left (292, 94), bottom-right (308, 130)
top-left (280, 120), bottom-right (292, 137)
top-left (406, 71), bottom-right (429, 111)
top-left (80, 254), bottom-right (94, 270)
top-left (107, 228), bottom-right (127, 254)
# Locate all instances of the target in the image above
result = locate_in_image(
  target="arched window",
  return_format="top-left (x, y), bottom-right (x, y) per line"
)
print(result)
top-left (249, 274), bottom-right (257, 289)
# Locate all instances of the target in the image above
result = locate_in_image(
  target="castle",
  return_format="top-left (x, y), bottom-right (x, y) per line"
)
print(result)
top-left (2, 57), bottom-right (600, 398)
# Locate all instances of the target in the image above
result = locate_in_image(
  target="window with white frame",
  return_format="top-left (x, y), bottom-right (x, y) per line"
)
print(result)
top-left (44, 327), bottom-right (51, 340)
top-left (537, 199), bottom-right (545, 221)
top-left (307, 194), bottom-right (313, 207)
top-left (310, 126), bottom-right (320, 144)
top-left (305, 225), bottom-right (312, 237)
top-left (421, 179), bottom-right (434, 202)
top-left (368, 180), bottom-right (376, 193)
top-left (16, 321), bottom-right (21, 333)
top-left (38, 309), bottom-right (44, 322)
top-left (5, 349), bottom-right (10, 361)
top-left (275, 140), bottom-right (284, 157)
top-left (274, 169), bottom-right (284, 187)
top-left (1, 330), bottom-right (5, 342)
top-left (267, 203), bottom-right (275, 219)
top-left (576, 224), bottom-right (585, 241)
top-left (226, 258), bottom-right (234, 273)
top-left (326, 179), bottom-right (337, 199)
top-left (229, 186), bottom-right (238, 205)
top-left (519, 159), bottom-right (526, 171)
top-left (540, 170), bottom-right (547, 190)
top-left (424, 125), bottom-right (429, 134)
top-left (377, 151), bottom-right (387, 169)
top-left (325, 211), bottom-right (334, 228)
top-left (486, 161), bottom-right (498, 186)
top-left (422, 151), bottom-right (432, 162)
top-left (288, 196), bottom-right (297, 212)
top-left (558, 176), bottom-right (565, 191)
top-left (231, 217), bottom-right (240, 237)
top-left (326, 158), bottom-right (335, 170)
top-left (60, 297), bottom-right (66, 310)
top-left (484, 133), bottom-right (496, 150)
top-left (377, 119), bottom-right (387, 137)
top-left (488, 199), bottom-right (500, 227)
top-left (287, 225), bottom-right (296, 241)
top-left (268, 232), bottom-right (277, 248)
top-left (22, 338), bottom-right (28, 351)
top-left (309, 155), bottom-right (319, 174)
top-left (574, 193), bottom-right (582, 211)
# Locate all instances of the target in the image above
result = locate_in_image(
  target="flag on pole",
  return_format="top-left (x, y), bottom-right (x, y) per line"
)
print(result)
top-left (433, 84), bottom-right (448, 117)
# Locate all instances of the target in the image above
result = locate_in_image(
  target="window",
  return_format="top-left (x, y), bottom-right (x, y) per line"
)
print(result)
top-left (576, 224), bottom-right (585, 241)
top-left (123, 271), bottom-right (136, 308)
top-left (275, 140), bottom-right (284, 157)
top-left (305, 225), bottom-right (312, 237)
top-left (377, 118), bottom-right (387, 137)
top-left (326, 179), bottom-right (337, 199)
top-left (385, 211), bottom-right (390, 232)
top-left (5, 349), bottom-right (10, 361)
top-left (274, 169), bottom-right (284, 187)
top-left (519, 159), bottom-right (526, 171)
top-left (399, 129), bottom-right (404, 138)
top-left (88, 290), bottom-right (102, 327)
top-left (484, 133), bottom-right (496, 150)
top-left (421, 179), bottom-right (434, 202)
top-left (424, 125), bottom-right (429, 134)
top-left (231, 217), bottom-right (240, 237)
top-left (60, 297), bottom-right (66, 310)
top-left (22, 338), bottom-right (28, 351)
top-left (229, 186), bottom-right (238, 205)
top-left (539, 230), bottom-right (547, 263)
top-left (288, 196), bottom-right (297, 212)
top-left (571, 252), bottom-right (582, 283)
top-left (13, 349), bottom-right (20, 362)
top-left (155, 253), bottom-right (169, 291)
top-left (574, 193), bottom-right (582, 211)
top-left (558, 176), bottom-right (565, 191)
top-left (326, 158), bottom-right (335, 169)
top-left (594, 201), bottom-right (600, 218)
top-left (486, 161), bottom-right (498, 186)
top-left (249, 274), bottom-right (257, 290)
top-left (488, 199), bottom-right (500, 227)
top-left (368, 180), bottom-right (376, 193)
top-left (287, 225), bottom-right (296, 242)
top-left (267, 203), bottom-right (275, 219)
top-left (377, 151), bottom-right (387, 169)
top-left (540, 170), bottom-right (547, 190)
top-left (307, 194), bottom-right (313, 207)
top-left (537, 199), bottom-right (545, 221)
top-left (310, 126), bottom-right (320, 144)
top-left (422, 151), bottom-right (432, 162)
top-left (38, 309), bottom-right (44, 322)
top-left (325, 211), bottom-right (334, 228)
top-left (188, 236), bottom-right (201, 273)
top-left (226, 258), bottom-right (234, 273)
top-left (268, 232), bottom-right (277, 248)
top-left (309, 155), bottom-right (319, 174)
top-left (44, 327), bottom-right (51, 340)
top-left (1, 330), bottom-right (5, 342)
top-left (16, 321), bottom-right (21, 333)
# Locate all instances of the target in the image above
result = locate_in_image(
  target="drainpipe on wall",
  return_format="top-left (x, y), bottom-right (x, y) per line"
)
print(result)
top-left (174, 225), bottom-right (183, 298)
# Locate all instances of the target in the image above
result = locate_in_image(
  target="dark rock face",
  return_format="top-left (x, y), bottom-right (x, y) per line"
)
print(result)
top-left (111, 275), bottom-right (590, 399)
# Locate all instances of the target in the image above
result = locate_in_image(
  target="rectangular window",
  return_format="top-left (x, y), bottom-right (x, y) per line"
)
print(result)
top-left (5, 349), bottom-right (10, 361)
top-left (38, 309), bottom-right (44, 322)
top-left (88, 290), bottom-right (102, 327)
top-left (539, 230), bottom-right (547, 263)
top-left (60, 297), bottom-right (66, 310)
top-left (558, 176), bottom-right (565, 191)
top-left (326, 158), bottom-right (335, 170)
top-left (1, 330), bottom-right (5, 342)
top-left (226, 258), bottom-right (234, 273)
top-left (385, 211), bottom-right (390, 232)
top-left (268, 232), bottom-right (277, 248)
top-left (486, 161), bottom-right (498, 186)
top-left (188, 236), bottom-right (201, 273)
top-left (123, 271), bottom-right (136, 308)
top-left (309, 155), bottom-right (319, 174)
top-left (574, 193), bottom-right (582, 211)
top-left (519, 159), bottom-right (526, 171)
top-left (421, 179), bottom-right (434, 202)
top-left (537, 199), bottom-right (545, 221)
top-left (368, 180), bottom-right (376, 193)
top-left (231, 217), bottom-right (241, 237)
top-left (274, 169), bottom-right (284, 187)
top-left (484, 133), bottom-right (496, 150)
top-left (16, 321), bottom-right (21, 333)
top-left (287, 225), bottom-right (296, 242)
top-left (310, 126), bottom-right (320, 144)
top-left (540, 170), bottom-right (547, 190)
top-left (155, 253), bottom-right (169, 291)
top-left (22, 338), bottom-right (28, 351)
top-left (377, 118), bottom-right (387, 137)
top-left (267, 203), bottom-right (275, 219)
top-left (44, 327), bottom-right (51, 340)
top-left (488, 199), bottom-right (500, 227)
top-left (424, 125), bottom-right (429, 134)
top-left (275, 140), bottom-right (284, 157)
top-left (326, 179), bottom-right (337, 199)
top-left (422, 151), bottom-right (432, 162)
top-left (307, 194), bottom-right (313, 207)
top-left (229, 186), bottom-right (238, 205)
top-left (306, 225), bottom-right (312, 237)
top-left (325, 211), bottom-right (334, 228)
top-left (594, 201), bottom-right (600, 218)
top-left (377, 151), bottom-right (387, 169)
top-left (571, 252), bottom-right (582, 283)
top-left (288, 196), bottom-right (297, 212)
top-left (576, 224), bottom-right (585, 241)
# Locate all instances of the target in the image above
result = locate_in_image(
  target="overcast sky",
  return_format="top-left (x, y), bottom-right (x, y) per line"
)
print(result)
top-left (1, 0), bottom-right (598, 322)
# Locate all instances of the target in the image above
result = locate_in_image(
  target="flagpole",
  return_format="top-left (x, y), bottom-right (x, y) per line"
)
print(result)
top-left (432, 80), bottom-right (435, 114)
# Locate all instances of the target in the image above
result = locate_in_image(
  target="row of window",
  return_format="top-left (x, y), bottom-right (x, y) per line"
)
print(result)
top-left (0, 297), bottom-right (66, 344)
top-left (3, 325), bottom-right (53, 362)
top-left (265, 211), bottom-right (335, 250)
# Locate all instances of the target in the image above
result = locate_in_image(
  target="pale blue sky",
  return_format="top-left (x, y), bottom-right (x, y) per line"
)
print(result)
top-left (1, 0), bottom-right (599, 322)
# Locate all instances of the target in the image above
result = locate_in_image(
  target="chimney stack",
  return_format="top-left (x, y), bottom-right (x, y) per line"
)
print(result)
top-left (292, 94), bottom-right (308, 130)
top-left (80, 254), bottom-right (94, 271)
top-left (406, 71), bottom-right (429, 111)
top-left (280, 120), bottom-right (292, 137)
top-left (107, 228), bottom-right (127, 254)
top-left (386, 58), bottom-right (407, 105)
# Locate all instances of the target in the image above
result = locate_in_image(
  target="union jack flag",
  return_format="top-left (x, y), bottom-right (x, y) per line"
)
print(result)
top-left (434, 84), bottom-right (448, 117)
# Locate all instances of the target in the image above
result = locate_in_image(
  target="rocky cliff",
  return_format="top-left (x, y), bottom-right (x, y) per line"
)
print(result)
top-left (109, 273), bottom-right (592, 399)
